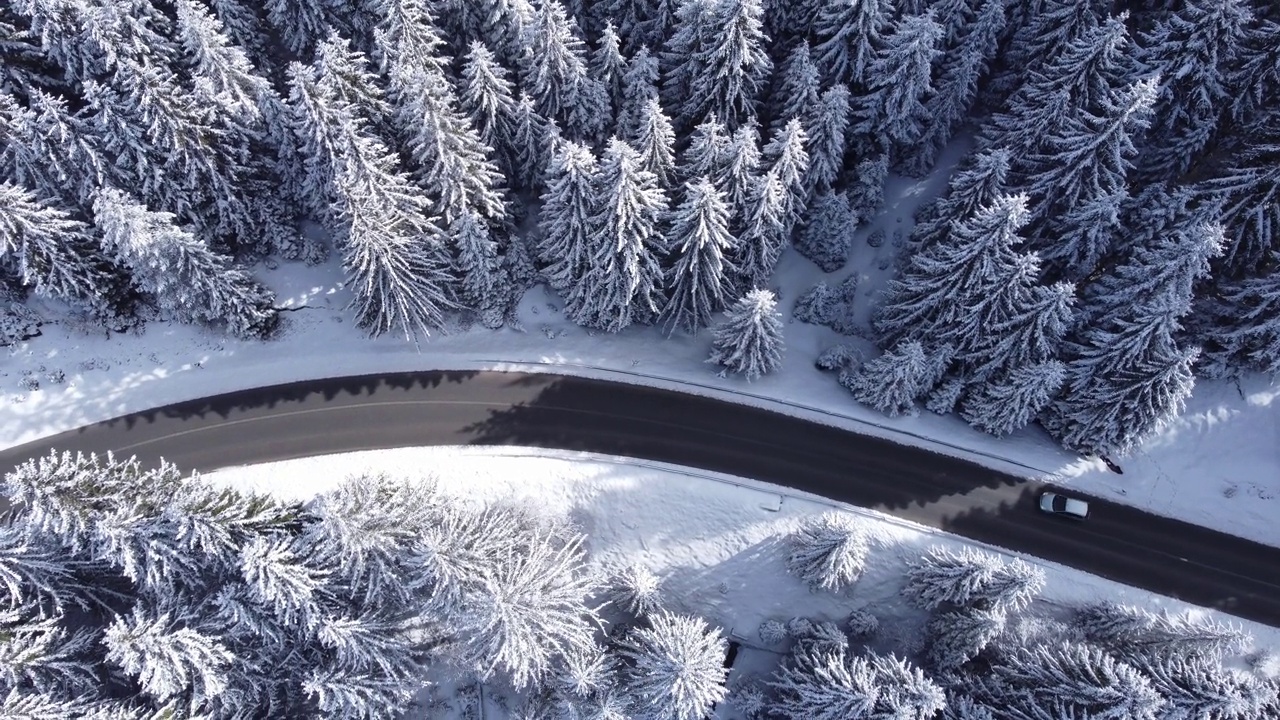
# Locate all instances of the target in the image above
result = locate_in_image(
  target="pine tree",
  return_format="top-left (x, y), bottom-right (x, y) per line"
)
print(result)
top-left (619, 611), bottom-right (728, 720)
top-left (1132, 654), bottom-right (1273, 720)
top-left (795, 190), bottom-right (855, 272)
top-left (1138, 0), bottom-right (1252, 182)
top-left (679, 115), bottom-right (730, 183)
top-left (680, 0), bottom-right (772, 129)
top-left (0, 91), bottom-right (104, 215)
top-left (1196, 110), bottom-right (1280, 274)
top-left (569, 139), bottom-right (667, 331)
top-left (264, 0), bottom-right (333, 56)
top-left (842, 340), bottom-right (931, 417)
top-left (459, 41), bottom-right (520, 173)
top-left (609, 562), bottom-right (663, 617)
top-left (103, 605), bottom-right (234, 710)
top-left (906, 0), bottom-right (1005, 175)
top-left (716, 121), bottom-right (762, 227)
top-left (804, 84), bottom-right (851, 192)
top-left (0, 183), bottom-right (116, 311)
top-left (1229, 17), bottom-right (1280, 126)
top-left (760, 118), bottom-right (811, 232)
top-left (1199, 255), bottom-right (1280, 377)
top-left (855, 11), bottom-right (943, 150)
top-left (734, 169), bottom-right (788, 289)
top-left (92, 188), bottom-right (278, 339)
top-left (619, 46), bottom-right (661, 139)
top-left (926, 607), bottom-right (1006, 670)
top-left (1073, 602), bottom-right (1251, 662)
top-left (962, 280), bottom-right (1074, 381)
top-left (786, 513), bottom-right (867, 593)
top-left (812, 0), bottom-right (893, 87)
top-left (592, 20), bottom-right (627, 111)
top-left (661, 178), bottom-right (735, 335)
top-left (985, 642), bottom-right (1166, 720)
top-left (660, 0), bottom-right (716, 125)
top-left (912, 148), bottom-right (1010, 251)
top-left (537, 141), bottom-right (598, 295)
top-left (510, 91), bottom-right (555, 190)
top-left (770, 41), bottom-right (822, 132)
top-left (770, 647), bottom-right (945, 720)
top-left (901, 545), bottom-right (1006, 610)
top-left (520, 0), bottom-right (598, 140)
top-left (961, 361), bottom-right (1066, 436)
top-left (707, 289), bottom-right (784, 380)
top-left (313, 30), bottom-right (391, 130)
top-left (634, 96), bottom-right (677, 187)
top-left (451, 210), bottom-right (509, 328)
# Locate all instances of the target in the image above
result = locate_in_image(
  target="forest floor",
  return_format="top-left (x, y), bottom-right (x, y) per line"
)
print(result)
top-left (2, 144), bottom-right (1277, 547)
top-left (207, 446), bottom-right (1280, 719)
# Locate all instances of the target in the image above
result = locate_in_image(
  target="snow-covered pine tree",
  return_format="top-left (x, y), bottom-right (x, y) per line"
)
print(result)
top-left (660, 0), bottom-right (715, 126)
top-left (770, 41), bottom-right (822, 132)
top-left (962, 280), bottom-right (1074, 381)
top-left (568, 138), bottom-right (667, 332)
top-left (911, 148), bottom-right (1010, 251)
top-left (707, 289), bottom-right (784, 380)
top-left (263, 0), bottom-right (334, 56)
top-left (794, 190), bottom-right (855, 272)
top-left (926, 607), bottom-right (1006, 670)
top-left (960, 361), bottom-right (1066, 436)
top-left (812, 0), bottom-right (893, 87)
top-left (205, 0), bottom-right (271, 69)
top-left (661, 178), bottom-right (735, 335)
top-left (901, 545), bottom-right (1006, 611)
top-left (1131, 654), bottom-right (1273, 720)
top-left (609, 562), bottom-right (663, 617)
top-left (794, 281), bottom-right (835, 326)
top-left (619, 45), bottom-right (661, 140)
top-left (983, 641), bottom-right (1166, 720)
top-left (591, 20), bottom-right (627, 111)
top-left (13, 0), bottom-right (174, 86)
top-left (92, 188), bottom-right (278, 339)
top-left (734, 170), bottom-right (789, 290)
top-left (841, 339), bottom-right (932, 417)
top-left (619, 611), bottom-right (728, 720)
top-left (103, 605), bottom-right (234, 711)
top-left (679, 0), bottom-right (772, 130)
top-left (0, 183), bottom-right (117, 313)
top-left (451, 210), bottom-right (510, 328)
top-left (520, 0), bottom-right (600, 141)
top-left (1137, 0), bottom-right (1252, 183)
top-left (1199, 255), bottom-right (1280, 377)
top-left (537, 141), bottom-right (597, 295)
top-left (854, 10), bottom-right (943, 152)
top-left (0, 92), bottom-right (102, 216)
top-left (761, 118), bottom-right (811, 232)
top-left (785, 513), bottom-right (867, 593)
top-left (1196, 108), bottom-right (1280, 276)
top-left (905, 0), bottom-right (1005, 176)
top-left (459, 41), bottom-right (520, 174)
top-left (510, 90), bottom-right (555, 190)
top-left (313, 30), bottom-right (391, 132)
top-left (770, 647), bottom-right (944, 720)
top-left (679, 115), bottom-right (730, 183)
top-left (804, 84), bottom-right (851, 192)
top-left (715, 121), bottom-right (762, 229)
top-left (1229, 17), bottom-right (1280, 127)
top-left (634, 96), bottom-right (677, 188)
top-left (1073, 602), bottom-right (1251, 662)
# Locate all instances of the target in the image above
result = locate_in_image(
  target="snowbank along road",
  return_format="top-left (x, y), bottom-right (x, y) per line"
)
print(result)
top-left (3, 370), bottom-right (1279, 627)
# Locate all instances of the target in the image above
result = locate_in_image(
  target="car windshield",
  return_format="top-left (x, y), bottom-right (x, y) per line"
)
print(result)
top-left (1053, 495), bottom-right (1069, 512)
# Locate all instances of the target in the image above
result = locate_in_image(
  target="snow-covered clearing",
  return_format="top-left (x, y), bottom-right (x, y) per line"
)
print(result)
top-left (3, 156), bottom-right (1277, 548)
top-left (207, 446), bottom-right (1280, 719)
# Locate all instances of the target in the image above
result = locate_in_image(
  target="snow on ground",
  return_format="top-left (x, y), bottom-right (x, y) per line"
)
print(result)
top-left (2, 150), bottom-right (1278, 547)
top-left (206, 447), bottom-right (1280, 719)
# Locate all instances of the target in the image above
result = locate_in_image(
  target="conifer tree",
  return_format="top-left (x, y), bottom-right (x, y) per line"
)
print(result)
top-left (1138, 0), bottom-right (1252, 183)
top-left (734, 170), bottom-right (789, 290)
top-left (619, 612), bottom-right (728, 720)
top-left (679, 0), bottom-right (772, 130)
top-left (805, 84), bottom-right (851, 192)
top-left (0, 183), bottom-right (116, 311)
top-left (855, 11), bottom-right (943, 150)
top-left (842, 339), bottom-right (931, 417)
top-left (812, 0), bottom-right (893, 87)
top-left (459, 41), bottom-right (520, 172)
top-left (591, 20), bottom-right (627, 111)
top-left (660, 0), bottom-right (716, 124)
top-left (510, 91), bottom-right (554, 190)
top-left (679, 115), bottom-right (730, 183)
top-left (1229, 17), bottom-right (1280, 126)
top-left (634, 96), bottom-right (677, 188)
top-left (537, 142), bottom-right (598, 295)
top-left (786, 513), bottom-right (867, 593)
top-left (912, 148), bottom-right (1010, 251)
top-left (313, 30), bottom-right (390, 131)
top-left (263, 0), bottom-right (333, 56)
top-left (983, 642), bottom-right (1166, 720)
top-left (795, 191), bottom-right (855, 273)
top-left (770, 41), bottom-right (822, 132)
top-left (520, 0), bottom-right (599, 140)
top-left (716, 121), bottom-right (762, 226)
top-left (961, 361), bottom-right (1066, 436)
top-left (1197, 110), bottom-right (1280, 275)
top-left (92, 188), bottom-right (278, 339)
top-left (1199, 256), bottom-right (1280, 378)
top-left (661, 178), bottom-right (735, 335)
top-left (619, 46), bottom-right (661, 139)
top-left (569, 139), bottom-right (667, 332)
top-left (0, 92), bottom-right (104, 215)
top-left (770, 647), bottom-right (945, 720)
top-left (707, 289), bottom-right (784, 380)
top-left (206, 0), bottom-right (271, 69)
top-left (451, 210), bottom-right (509, 329)
top-left (761, 118), bottom-right (811, 232)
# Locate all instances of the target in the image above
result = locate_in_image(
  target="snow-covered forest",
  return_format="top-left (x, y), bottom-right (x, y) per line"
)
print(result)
top-left (1, 0), bottom-right (1278, 458)
top-left (4, 450), bottom-right (1277, 718)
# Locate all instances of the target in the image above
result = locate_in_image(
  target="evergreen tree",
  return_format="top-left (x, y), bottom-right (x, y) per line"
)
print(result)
top-left (926, 607), bottom-right (1006, 670)
top-left (1133, 654), bottom-right (1273, 720)
top-left (812, 0), bottom-right (893, 87)
top-left (906, 0), bottom-right (1005, 175)
top-left (591, 20), bottom-right (627, 111)
top-left (770, 41), bottom-right (822, 132)
top-left (680, 0), bottom-right (772, 129)
top-left (1197, 110), bottom-right (1280, 275)
top-left (805, 84), bottom-right (851, 192)
top-left (1199, 256), bottom-right (1280, 377)
top-left (984, 642), bottom-right (1166, 720)
top-left (568, 139), bottom-right (667, 332)
top-left (842, 340), bottom-right (931, 417)
top-left (1138, 0), bottom-right (1252, 182)
top-left (961, 361), bottom-right (1066, 436)
top-left (92, 188), bottom-right (278, 339)
top-left (1072, 602), bottom-right (1252, 662)
top-left (716, 121), bottom-right (761, 228)
top-left (795, 190), bottom-right (855, 272)
top-left (451, 210), bottom-right (509, 328)
top-left (103, 605), bottom-right (233, 711)
top-left (634, 96), bottom-right (677, 188)
top-left (770, 646), bottom-right (945, 720)
top-left (963, 280), bottom-right (1074, 381)
top-left (661, 178), bottom-right (735, 335)
top-left (734, 169), bottom-right (788, 290)
top-left (537, 142), bottom-right (598, 295)
top-left (760, 118), bottom-right (810, 232)
top-left (206, 0), bottom-right (271, 68)
top-left (855, 11), bottom-right (943, 150)
top-left (510, 91), bottom-right (554, 190)
top-left (313, 30), bottom-right (391, 130)
top-left (912, 148), bottom-right (1010, 250)
top-left (0, 91), bottom-right (104, 215)
top-left (520, 0), bottom-right (598, 140)
top-left (263, 0), bottom-right (333, 56)
top-left (459, 41), bottom-right (520, 173)
top-left (618, 46), bottom-right (661, 139)
top-left (707, 289), bottom-right (784, 380)
top-left (679, 115), bottom-right (730, 183)
top-left (660, 0), bottom-right (716, 125)
top-left (1229, 18), bottom-right (1280, 126)
top-left (0, 183), bottom-right (116, 312)
top-left (786, 513), bottom-right (867, 593)
top-left (609, 562), bottom-right (663, 617)
top-left (619, 611), bottom-right (728, 720)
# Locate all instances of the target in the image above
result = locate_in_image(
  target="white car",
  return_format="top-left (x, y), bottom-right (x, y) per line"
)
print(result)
top-left (1039, 491), bottom-right (1089, 519)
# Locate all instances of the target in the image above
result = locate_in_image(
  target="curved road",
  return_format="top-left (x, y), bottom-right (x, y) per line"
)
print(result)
top-left (3, 370), bottom-right (1279, 627)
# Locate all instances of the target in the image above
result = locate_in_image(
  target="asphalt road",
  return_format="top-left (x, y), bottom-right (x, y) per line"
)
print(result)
top-left (3, 370), bottom-right (1279, 627)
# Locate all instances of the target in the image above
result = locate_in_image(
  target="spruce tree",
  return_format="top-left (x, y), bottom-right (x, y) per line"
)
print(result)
top-left (537, 142), bottom-right (598, 295)
top-left (0, 183), bottom-right (116, 312)
top-left (634, 96), bottom-right (677, 188)
top-left (661, 178), bottom-right (735, 335)
top-left (770, 41), bottom-right (822, 132)
top-left (734, 170), bottom-right (789, 290)
top-left (92, 188), bottom-right (278, 339)
top-left (0, 91), bottom-right (105, 215)
top-left (707, 288), bottom-right (784, 380)
top-left (459, 41), bottom-right (520, 173)
top-left (912, 148), bottom-right (1010, 251)
top-left (805, 84), bottom-right (851, 192)
top-left (812, 0), bottom-right (893, 87)
top-left (451, 210), bottom-right (509, 328)
top-left (961, 361), bottom-right (1066, 436)
top-left (510, 91), bottom-right (554, 190)
top-left (841, 339), bottom-right (931, 417)
top-left (761, 118), bottom-right (811, 232)
top-left (715, 121), bottom-right (762, 227)
top-left (569, 139), bottom-right (667, 332)
top-left (795, 190), bottom-right (855, 273)
top-left (591, 20), bottom-right (627, 111)
top-left (680, 0), bottom-right (772, 130)
top-left (854, 11), bottom-right (943, 150)
top-left (619, 612), bottom-right (728, 720)
top-left (618, 45), bottom-right (661, 139)
top-left (520, 0), bottom-right (599, 140)
top-left (785, 513), bottom-right (867, 593)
